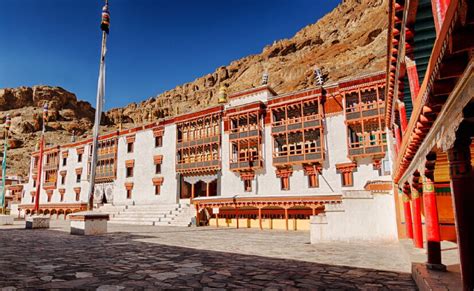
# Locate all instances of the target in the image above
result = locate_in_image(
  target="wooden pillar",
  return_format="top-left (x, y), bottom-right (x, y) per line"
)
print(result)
top-left (447, 126), bottom-right (474, 290)
top-left (394, 124), bottom-right (402, 154)
top-left (258, 208), bottom-right (262, 230)
top-left (216, 212), bottom-right (219, 227)
top-left (284, 208), bottom-right (289, 231)
top-left (398, 102), bottom-right (408, 133)
top-left (235, 206), bottom-right (239, 229)
top-left (402, 186), bottom-right (414, 239)
top-left (206, 182), bottom-right (210, 197)
top-left (423, 152), bottom-right (445, 270)
top-left (406, 58), bottom-right (420, 102)
top-left (195, 204), bottom-right (200, 227)
top-left (431, 0), bottom-right (450, 34)
top-left (411, 175), bottom-right (424, 249)
top-left (191, 183), bottom-right (195, 199)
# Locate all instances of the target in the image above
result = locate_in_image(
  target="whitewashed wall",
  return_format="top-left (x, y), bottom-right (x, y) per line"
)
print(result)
top-left (113, 124), bottom-right (177, 206)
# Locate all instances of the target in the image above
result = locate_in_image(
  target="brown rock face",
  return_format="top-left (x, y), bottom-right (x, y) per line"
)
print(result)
top-left (0, 86), bottom-right (96, 177)
top-left (1, 0), bottom-right (388, 177)
top-left (106, 0), bottom-right (388, 125)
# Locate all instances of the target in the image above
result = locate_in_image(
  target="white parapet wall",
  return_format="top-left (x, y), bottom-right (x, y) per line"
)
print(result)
top-left (0, 215), bottom-right (14, 225)
top-left (310, 190), bottom-right (397, 242)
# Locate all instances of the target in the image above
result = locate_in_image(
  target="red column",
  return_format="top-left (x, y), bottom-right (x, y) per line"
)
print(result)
top-left (401, 187), bottom-right (414, 239)
top-left (406, 59), bottom-right (420, 102)
top-left (411, 177), bottom-right (424, 249)
top-left (394, 124), bottom-right (402, 154)
top-left (34, 136), bottom-right (45, 213)
top-left (423, 152), bottom-right (445, 269)
top-left (235, 206), bottom-right (239, 229)
top-left (431, 0), bottom-right (451, 34)
top-left (448, 128), bottom-right (474, 290)
top-left (398, 102), bottom-right (408, 133)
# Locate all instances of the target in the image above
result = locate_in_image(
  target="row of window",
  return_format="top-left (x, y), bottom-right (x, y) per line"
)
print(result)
top-left (29, 191), bottom-right (80, 203)
top-left (127, 136), bottom-right (162, 153)
top-left (126, 185), bottom-right (161, 199)
top-left (54, 136), bottom-right (163, 169)
top-left (242, 170), bottom-right (355, 193)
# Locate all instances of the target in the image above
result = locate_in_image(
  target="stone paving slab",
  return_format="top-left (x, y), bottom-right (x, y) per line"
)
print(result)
top-left (0, 221), bottom-right (416, 289)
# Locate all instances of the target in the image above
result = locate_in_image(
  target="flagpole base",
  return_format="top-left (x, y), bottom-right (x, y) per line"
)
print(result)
top-left (25, 215), bottom-right (50, 229)
top-left (69, 211), bottom-right (109, 235)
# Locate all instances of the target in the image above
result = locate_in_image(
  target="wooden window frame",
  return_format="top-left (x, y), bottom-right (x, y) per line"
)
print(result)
top-left (155, 136), bottom-right (163, 148)
top-left (155, 164), bottom-right (161, 174)
top-left (127, 142), bottom-right (134, 153)
top-left (244, 179), bottom-right (252, 192)
top-left (126, 166), bottom-right (134, 178)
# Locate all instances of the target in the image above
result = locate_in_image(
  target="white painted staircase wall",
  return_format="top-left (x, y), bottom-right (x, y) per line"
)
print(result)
top-left (97, 203), bottom-right (195, 226)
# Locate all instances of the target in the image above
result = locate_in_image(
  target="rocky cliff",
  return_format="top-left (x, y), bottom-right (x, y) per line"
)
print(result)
top-left (107, 0), bottom-right (388, 124)
top-left (1, 0), bottom-right (388, 177)
top-left (0, 86), bottom-right (96, 177)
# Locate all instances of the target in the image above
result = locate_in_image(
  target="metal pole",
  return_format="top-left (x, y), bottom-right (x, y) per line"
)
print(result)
top-left (88, 30), bottom-right (107, 211)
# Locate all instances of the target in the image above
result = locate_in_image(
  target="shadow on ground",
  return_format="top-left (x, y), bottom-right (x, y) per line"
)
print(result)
top-left (0, 228), bottom-right (416, 289)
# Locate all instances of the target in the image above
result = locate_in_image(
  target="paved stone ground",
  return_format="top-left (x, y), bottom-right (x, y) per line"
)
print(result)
top-left (0, 221), bottom-right (416, 290)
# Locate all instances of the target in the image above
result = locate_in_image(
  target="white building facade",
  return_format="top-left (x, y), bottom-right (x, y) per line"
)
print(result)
top-left (19, 72), bottom-right (398, 239)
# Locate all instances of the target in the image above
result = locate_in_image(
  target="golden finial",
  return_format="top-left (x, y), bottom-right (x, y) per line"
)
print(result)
top-left (218, 85), bottom-right (227, 104)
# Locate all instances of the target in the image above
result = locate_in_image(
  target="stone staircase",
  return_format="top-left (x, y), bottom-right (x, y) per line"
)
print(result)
top-left (97, 203), bottom-right (195, 227)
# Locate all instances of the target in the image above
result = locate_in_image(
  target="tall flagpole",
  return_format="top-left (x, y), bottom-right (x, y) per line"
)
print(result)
top-left (88, 0), bottom-right (110, 210)
top-left (0, 114), bottom-right (11, 214)
top-left (34, 104), bottom-right (48, 213)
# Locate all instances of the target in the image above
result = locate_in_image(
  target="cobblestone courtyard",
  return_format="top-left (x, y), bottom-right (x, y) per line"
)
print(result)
top-left (0, 221), bottom-right (416, 289)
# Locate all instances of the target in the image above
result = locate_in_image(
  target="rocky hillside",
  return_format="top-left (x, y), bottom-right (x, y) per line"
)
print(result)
top-left (107, 0), bottom-right (388, 124)
top-left (0, 86), bottom-right (96, 177)
top-left (1, 0), bottom-right (388, 177)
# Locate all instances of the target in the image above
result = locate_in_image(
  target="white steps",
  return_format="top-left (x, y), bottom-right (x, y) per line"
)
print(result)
top-left (99, 203), bottom-right (195, 227)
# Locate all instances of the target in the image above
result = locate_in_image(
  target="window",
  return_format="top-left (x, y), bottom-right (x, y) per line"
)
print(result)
top-left (280, 177), bottom-right (290, 191)
top-left (61, 176), bottom-right (66, 185)
top-left (155, 185), bottom-right (161, 195)
top-left (155, 136), bottom-right (163, 147)
top-left (60, 193), bottom-right (64, 202)
top-left (155, 164), bottom-right (161, 174)
top-left (127, 189), bottom-right (132, 199)
top-left (126, 166), bottom-right (134, 178)
top-left (62, 157), bottom-right (67, 166)
top-left (244, 180), bottom-right (252, 192)
top-left (308, 174), bottom-right (318, 188)
top-left (341, 172), bottom-right (354, 187)
top-left (47, 194), bottom-right (52, 202)
top-left (33, 180), bottom-right (36, 187)
top-left (127, 142), bottom-right (134, 153)
top-left (31, 196), bottom-right (34, 203)
top-left (78, 153), bottom-right (82, 163)
top-left (76, 174), bottom-right (81, 183)
top-left (75, 192), bottom-right (80, 201)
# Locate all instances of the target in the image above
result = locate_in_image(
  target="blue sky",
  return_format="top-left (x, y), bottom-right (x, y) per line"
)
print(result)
top-left (0, 0), bottom-right (341, 110)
